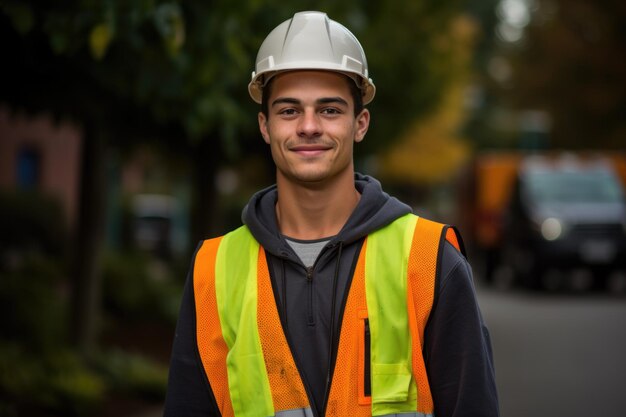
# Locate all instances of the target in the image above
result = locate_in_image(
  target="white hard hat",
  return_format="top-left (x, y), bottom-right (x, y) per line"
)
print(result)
top-left (248, 11), bottom-right (376, 104)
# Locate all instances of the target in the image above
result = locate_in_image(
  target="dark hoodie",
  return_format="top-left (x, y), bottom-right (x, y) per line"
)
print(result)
top-left (164, 173), bottom-right (499, 417)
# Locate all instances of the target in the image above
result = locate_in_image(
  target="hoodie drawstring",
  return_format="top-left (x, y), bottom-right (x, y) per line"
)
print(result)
top-left (323, 241), bottom-right (343, 412)
top-left (281, 259), bottom-right (288, 329)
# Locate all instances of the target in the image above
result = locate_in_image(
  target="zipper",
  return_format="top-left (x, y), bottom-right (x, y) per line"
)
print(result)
top-left (306, 266), bottom-right (315, 326)
top-left (364, 318), bottom-right (371, 397)
top-left (272, 258), bottom-right (321, 416)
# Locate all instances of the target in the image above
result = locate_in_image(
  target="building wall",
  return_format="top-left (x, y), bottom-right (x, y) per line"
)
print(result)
top-left (0, 106), bottom-right (82, 228)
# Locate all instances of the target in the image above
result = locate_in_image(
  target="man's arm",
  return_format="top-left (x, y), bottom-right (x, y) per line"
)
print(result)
top-left (163, 247), bottom-right (221, 416)
top-left (424, 241), bottom-right (499, 417)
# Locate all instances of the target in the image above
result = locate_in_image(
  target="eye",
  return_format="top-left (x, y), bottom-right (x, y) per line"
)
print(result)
top-left (278, 108), bottom-right (298, 116)
top-left (321, 107), bottom-right (342, 115)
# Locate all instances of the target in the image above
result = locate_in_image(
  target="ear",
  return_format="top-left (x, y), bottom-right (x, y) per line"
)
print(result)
top-left (354, 109), bottom-right (370, 143)
top-left (258, 112), bottom-right (270, 144)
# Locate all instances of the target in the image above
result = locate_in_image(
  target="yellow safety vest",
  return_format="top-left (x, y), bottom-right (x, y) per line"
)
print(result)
top-left (193, 214), bottom-right (461, 417)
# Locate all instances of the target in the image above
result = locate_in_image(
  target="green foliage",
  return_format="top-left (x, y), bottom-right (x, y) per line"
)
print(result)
top-left (0, 254), bottom-right (67, 350)
top-left (101, 250), bottom-right (182, 323)
top-left (0, 344), bottom-right (106, 415)
top-left (358, 0), bottom-right (465, 150)
top-left (0, 344), bottom-right (168, 415)
top-left (0, 247), bottom-right (173, 414)
top-left (93, 349), bottom-right (168, 400)
top-left (0, 190), bottom-right (67, 256)
top-left (0, 190), bottom-right (70, 350)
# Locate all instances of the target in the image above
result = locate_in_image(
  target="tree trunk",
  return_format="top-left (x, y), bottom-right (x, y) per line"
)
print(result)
top-left (70, 123), bottom-right (107, 355)
top-left (191, 135), bottom-right (222, 246)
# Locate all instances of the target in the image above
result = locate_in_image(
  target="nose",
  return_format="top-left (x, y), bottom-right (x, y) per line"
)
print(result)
top-left (297, 109), bottom-right (322, 139)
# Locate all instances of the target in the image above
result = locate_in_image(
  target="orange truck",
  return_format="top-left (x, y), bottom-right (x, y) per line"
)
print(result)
top-left (459, 151), bottom-right (626, 289)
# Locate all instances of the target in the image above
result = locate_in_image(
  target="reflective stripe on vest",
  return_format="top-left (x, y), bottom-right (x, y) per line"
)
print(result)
top-left (215, 227), bottom-right (274, 416)
top-left (276, 408), bottom-right (313, 417)
top-left (194, 214), bottom-right (455, 416)
top-left (365, 214), bottom-right (418, 414)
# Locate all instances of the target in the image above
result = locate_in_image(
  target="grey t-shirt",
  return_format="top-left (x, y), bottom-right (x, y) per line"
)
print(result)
top-left (284, 236), bottom-right (333, 267)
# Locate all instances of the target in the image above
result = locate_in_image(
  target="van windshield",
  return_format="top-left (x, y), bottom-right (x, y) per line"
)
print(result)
top-left (523, 170), bottom-right (624, 204)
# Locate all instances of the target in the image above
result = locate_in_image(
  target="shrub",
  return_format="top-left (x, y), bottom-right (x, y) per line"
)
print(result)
top-left (93, 349), bottom-right (168, 400)
top-left (0, 344), bottom-right (106, 416)
top-left (0, 254), bottom-right (67, 350)
top-left (0, 190), bottom-right (67, 257)
top-left (101, 250), bottom-right (181, 324)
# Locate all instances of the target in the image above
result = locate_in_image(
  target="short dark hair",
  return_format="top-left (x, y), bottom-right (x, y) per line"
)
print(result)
top-left (260, 73), bottom-right (365, 118)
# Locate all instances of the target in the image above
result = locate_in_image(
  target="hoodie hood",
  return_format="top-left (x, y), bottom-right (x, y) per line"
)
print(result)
top-left (242, 173), bottom-right (412, 258)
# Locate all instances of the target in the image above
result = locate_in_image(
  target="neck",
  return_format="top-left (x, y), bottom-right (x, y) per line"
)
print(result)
top-left (275, 172), bottom-right (360, 240)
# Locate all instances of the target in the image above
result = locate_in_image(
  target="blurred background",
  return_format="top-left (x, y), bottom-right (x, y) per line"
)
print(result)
top-left (0, 0), bottom-right (625, 416)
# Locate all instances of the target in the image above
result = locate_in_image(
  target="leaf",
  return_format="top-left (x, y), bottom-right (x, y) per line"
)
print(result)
top-left (2, 2), bottom-right (34, 34)
top-left (153, 3), bottom-right (186, 56)
top-left (89, 23), bottom-right (113, 60)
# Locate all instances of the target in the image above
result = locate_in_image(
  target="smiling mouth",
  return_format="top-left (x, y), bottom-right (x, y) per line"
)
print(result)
top-left (290, 145), bottom-right (332, 157)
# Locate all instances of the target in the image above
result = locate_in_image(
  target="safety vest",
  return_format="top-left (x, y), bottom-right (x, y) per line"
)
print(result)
top-left (193, 214), bottom-right (462, 417)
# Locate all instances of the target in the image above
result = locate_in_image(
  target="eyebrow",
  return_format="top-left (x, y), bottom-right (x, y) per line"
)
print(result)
top-left (271, 96), bottom-right (349, 107)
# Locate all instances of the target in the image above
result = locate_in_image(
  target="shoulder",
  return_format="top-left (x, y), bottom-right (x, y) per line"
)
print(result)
top-left (439, 240), bottom-right (472, 293)
top-left (410, 217), bottom-right (471, 295)
top-left (196, 225), bottom-right (254, 254)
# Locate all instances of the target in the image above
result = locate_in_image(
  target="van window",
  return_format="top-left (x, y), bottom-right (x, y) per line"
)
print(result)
top-left (523, 170), bottom-right (624, 204)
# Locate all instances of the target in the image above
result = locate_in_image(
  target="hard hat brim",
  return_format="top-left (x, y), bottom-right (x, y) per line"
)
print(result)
top-left (248, 68), bottom-right (376, 105)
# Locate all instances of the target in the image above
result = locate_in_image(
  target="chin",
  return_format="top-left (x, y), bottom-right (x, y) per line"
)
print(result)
top-left (292, 170), bottom-right (350, 187)
top-left (278, 163), bottom-right (351, 186)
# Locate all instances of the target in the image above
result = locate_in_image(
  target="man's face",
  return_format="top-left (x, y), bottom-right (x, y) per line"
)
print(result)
top-left (258, 71), bottom-right (370, 187)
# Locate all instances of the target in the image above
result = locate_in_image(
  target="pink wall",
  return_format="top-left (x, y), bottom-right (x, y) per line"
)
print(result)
top-left (0, 106), bottom-right (82, 228)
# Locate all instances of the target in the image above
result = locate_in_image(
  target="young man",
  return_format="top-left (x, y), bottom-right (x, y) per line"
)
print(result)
top-left (164, 11), bottom-right (499, 417)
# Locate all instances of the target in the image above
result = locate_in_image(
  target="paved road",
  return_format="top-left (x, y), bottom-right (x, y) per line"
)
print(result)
top-left (476, 285), bottom-right (626, 417)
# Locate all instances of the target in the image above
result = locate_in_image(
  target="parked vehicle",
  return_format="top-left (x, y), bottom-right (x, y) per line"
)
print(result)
top-left (460, 152), bottom-right (626, 290)
top-left (500, 155), bottom-right (626, 289)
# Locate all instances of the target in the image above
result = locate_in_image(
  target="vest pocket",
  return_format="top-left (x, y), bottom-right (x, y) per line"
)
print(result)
top-left (358, 310), bottom-right (372, 405)
top-left (371, 362), bottom-right (412, 403)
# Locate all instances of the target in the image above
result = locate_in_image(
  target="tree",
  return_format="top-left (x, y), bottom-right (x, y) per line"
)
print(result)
top-left (378, 14), bottom-right (479, 186)
top-left (473, 0), bottom-right (626, 149)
